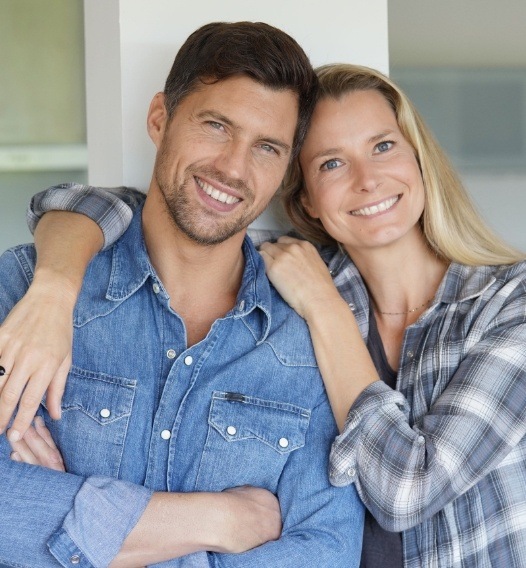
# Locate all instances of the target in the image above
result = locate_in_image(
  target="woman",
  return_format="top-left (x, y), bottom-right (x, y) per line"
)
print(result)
top-left (2, 64), bottom-right (526, 567)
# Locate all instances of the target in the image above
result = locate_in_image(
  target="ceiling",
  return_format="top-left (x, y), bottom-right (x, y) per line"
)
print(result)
top-left (389, 0), bottom-right (526, 67)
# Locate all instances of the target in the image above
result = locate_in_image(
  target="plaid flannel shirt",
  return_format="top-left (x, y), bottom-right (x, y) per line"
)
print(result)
top-left (29, 184), bottom-right (526, 567)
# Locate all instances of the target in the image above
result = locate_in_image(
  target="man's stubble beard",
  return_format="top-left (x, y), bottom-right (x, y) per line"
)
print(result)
top-left (156, 157), bottom-right (271, 246)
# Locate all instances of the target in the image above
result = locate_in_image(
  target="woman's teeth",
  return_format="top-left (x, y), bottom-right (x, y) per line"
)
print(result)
top-left (351, 195), bottom-right (399, 216)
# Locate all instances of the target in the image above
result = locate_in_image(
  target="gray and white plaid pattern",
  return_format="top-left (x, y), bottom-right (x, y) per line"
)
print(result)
top-left (329, 255), bottom-right (526, 567)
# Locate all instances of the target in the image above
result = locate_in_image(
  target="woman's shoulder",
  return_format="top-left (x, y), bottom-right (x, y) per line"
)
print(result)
top-left (484, 260), bottom-right (526, 287)
top-left (445, 261), bottom-right (526, 308)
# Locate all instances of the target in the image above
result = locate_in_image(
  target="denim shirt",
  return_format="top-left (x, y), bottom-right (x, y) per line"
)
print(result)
top-left (0, 207), bottom-right (364, 568)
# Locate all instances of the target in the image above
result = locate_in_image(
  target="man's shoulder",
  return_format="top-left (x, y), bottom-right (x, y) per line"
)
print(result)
top-left (262, 287), bottom-right (319, 368)
top-left (0, 244), bottom-right (37, 322)
top-left (0, 243), bottom-right (37, 283)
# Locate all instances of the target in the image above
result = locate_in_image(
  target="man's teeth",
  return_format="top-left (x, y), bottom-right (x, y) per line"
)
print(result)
top-left (197, 178), bottom-right (240, 205)
top-left (351, 196), bottom-right (399, 216)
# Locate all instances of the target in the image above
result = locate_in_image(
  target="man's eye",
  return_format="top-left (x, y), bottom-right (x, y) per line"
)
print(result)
top-left (320, 159), bottom-right (342, 171)
top-left (207, 121), bottom-right (224, 130)
top-left (259, 143), bottom-right (278, 155)
top-left (376, 141), bottom-right (393, 153)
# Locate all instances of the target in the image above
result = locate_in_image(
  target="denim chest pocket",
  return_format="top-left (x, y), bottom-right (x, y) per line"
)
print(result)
top-left (42, 366), bottom-right (136, 478)
top-left (195, 391), bottom-right (311, 493)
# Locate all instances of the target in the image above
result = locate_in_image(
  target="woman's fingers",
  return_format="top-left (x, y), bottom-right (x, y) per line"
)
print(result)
top-left (9, 418), bottom-right (65, 472)
top-left (261, 238), bottom-right (340, 319)
top-left (0, 279), bottom-right (74, 438)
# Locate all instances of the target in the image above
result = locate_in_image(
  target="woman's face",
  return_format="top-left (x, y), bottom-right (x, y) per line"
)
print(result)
top-left (299, 89), bottom-right (425, 255)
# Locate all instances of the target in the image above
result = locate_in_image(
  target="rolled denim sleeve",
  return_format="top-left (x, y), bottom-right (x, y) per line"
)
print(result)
top-left (209, 395), bottom-right (365, 567)
top-left (48, 477), bottom-right (152, 567)
top-left (0, 457), bottom-right (152, 568)
top-left (26, 183), bottom-right (145, 250)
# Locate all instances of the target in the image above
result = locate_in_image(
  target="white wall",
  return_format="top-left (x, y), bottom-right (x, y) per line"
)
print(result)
top-left (85, 0), bottom-right (389, 229)
top-left (0, 0), bottom-right (87, 251)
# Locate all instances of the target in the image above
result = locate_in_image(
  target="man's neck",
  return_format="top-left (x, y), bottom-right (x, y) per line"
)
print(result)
top-left (141, 188), bottom-right (246, 346)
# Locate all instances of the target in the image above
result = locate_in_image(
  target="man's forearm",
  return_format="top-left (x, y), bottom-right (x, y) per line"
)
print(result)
top-left (110, 492), bottom-right (225, 567)
top-left (1, 450), bottom-right (280, 567)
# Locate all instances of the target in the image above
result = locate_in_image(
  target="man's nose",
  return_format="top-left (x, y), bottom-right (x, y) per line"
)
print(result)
top-left (214, 139), bottom-right (250, 181)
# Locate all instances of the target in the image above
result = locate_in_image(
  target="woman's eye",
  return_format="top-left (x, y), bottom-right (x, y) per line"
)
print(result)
top-left (376, 140), bottom-right (393, 153)
top-left (320, 159), bottom-right (342, 171)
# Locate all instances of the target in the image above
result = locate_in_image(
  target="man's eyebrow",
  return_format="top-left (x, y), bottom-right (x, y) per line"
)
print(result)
top-left (196, 110), bottom-right (292, 155)
top-left (261, 136), bottom-right (291, 154)
top-left (197, 110), bottom-right (234, 127)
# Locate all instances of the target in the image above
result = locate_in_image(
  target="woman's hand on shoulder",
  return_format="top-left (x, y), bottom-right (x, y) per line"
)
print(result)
top-left (260, 236), bottom-right (341, 319)
top-left (0, 273), bottom-right (75, 441)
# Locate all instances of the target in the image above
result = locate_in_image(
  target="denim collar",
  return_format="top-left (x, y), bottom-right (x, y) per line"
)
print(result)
top-left (106, 205), bottom-right (272, 342)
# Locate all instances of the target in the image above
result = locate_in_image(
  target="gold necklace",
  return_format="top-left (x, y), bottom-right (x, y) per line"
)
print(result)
top-left (376, 297), bottom-right (433, 316)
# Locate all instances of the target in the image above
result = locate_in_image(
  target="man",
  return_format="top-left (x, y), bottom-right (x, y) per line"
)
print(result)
top-left (0, 22), bottom-right (363, 567)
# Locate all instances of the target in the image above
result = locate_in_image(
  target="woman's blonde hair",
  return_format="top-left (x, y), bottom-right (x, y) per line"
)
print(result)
top-left (282, 63), bottom-right (524, 265)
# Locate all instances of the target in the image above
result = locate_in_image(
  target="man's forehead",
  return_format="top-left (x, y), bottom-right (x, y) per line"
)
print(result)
top-left (179, 75), bottom-right (299, 137)
top-left (186, 74), bottom-right (298, 106)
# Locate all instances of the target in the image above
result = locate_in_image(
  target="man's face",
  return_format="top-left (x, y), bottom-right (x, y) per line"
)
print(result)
top-left (150, 75), bottom-right (299, 245)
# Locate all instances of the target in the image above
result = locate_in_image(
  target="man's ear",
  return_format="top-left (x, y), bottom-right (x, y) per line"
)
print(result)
top-left (300, 189), bottom-right (320, 219)
top-left (147, 93), bottom-right (168, 149)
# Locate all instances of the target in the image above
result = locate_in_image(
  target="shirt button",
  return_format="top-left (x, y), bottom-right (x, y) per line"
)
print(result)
top-left (167, 349), bottom-right (176, 359)
top-left (152, 283), bottom-right (160, 294)
top-left (346, 467), bottom-right (356, 478)
top-left (348, 303), bottom-right (355, 311)
top-left (418, 435), bottom-right (425, 445)
top-left (70, 555), bottom-right (81, 565)
top-left (161, 429), bottom-right (171, 440)
top-left (278, 437), bottom-right (289, 448)
top-left (407, 350), bottom-right (414, 359)
top-left (184, 356), bottom-right (193, 366)
top-left (227, 426), bottom-right (237, 436)
top-left (238, 300), bottom-right (245, 311)
top-left (99, 408), bottom-right (111, 419)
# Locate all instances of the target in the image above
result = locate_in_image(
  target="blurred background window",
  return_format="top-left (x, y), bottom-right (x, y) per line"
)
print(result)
top-left (0, 0), bottom-right (87, 250)
top-left (389, 0), bottom-right (526, 251)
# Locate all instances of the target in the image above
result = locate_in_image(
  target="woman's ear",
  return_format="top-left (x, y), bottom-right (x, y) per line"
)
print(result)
top-left (147, 93), bottom-right (168, 149)
top-left (300, 189), bottom-right (320, 219)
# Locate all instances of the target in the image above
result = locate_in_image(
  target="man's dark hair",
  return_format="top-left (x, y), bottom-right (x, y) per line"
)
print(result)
top-left (163, 21), bottom-right (318, 157)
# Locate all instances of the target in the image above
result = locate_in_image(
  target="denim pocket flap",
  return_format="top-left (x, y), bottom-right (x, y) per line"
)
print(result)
top-left (209, 391), bottom-right (311, 454)
top-left (47, 366), bottom-right (136, 425)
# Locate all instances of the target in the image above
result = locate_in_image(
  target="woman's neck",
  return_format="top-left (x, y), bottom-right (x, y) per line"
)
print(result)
top-left (345, 232), bottom-right (449, 320)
